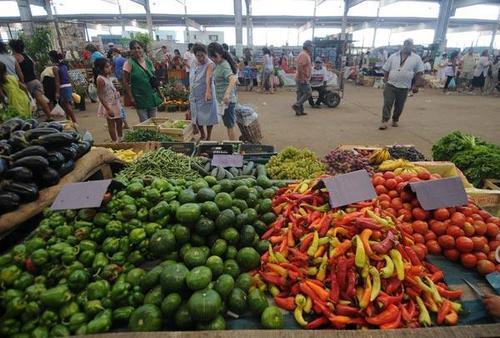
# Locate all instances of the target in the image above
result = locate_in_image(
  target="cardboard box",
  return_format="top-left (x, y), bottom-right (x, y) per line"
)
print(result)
top-left (413, 161), bottom-right (473, 189)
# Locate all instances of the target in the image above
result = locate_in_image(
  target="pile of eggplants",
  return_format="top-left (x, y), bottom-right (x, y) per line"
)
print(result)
top-left (0, 118), bottom-right (92, 215)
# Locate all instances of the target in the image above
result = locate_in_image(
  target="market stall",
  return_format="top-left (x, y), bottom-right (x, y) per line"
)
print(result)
top-left (0, 120), bottom-right (499, 337)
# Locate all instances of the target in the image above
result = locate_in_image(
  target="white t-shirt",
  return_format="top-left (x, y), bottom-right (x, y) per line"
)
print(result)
top-left (263, 54), bottom-right (273, 71)
top-left (424, 62), bottom-right (432, 72)
top-left (473, 56), bottom-right (490, 77)
top-left (310, 67), bottom-right (329, 87)
top-left (382, 51), bottom-right (424, 89)
top-left (184, 51), bottom-right (195, 73)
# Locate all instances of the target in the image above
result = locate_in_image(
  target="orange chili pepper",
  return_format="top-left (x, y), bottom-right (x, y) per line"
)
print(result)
top-left (287, 227), bottom-right (295, 247)
top-left (359, 276), bottom-right (372, 309)
top-left (270, 235), bottom-right (284, 244)
top-left (314, 244), bottom-right (327, 258)
top-left (379, 312), bottom-right (401, 329)
top-left (267, 263), bottom-right (287, 277)
top-left (329, 240), bottom-right (352, 263)
top-left (445, 310), bottom-right (458, 326)
top-left (305, 280), bottom-right (329, 302)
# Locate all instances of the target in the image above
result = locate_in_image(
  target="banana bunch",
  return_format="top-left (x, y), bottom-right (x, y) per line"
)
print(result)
top-left (394, 165), bottom-right (427, 176)
top-left (369, 148), bottom-right (391, 164)
top-left (110, 148), bottom-right (144, 162)
top-left (377, 159), bottom-right (412, 171)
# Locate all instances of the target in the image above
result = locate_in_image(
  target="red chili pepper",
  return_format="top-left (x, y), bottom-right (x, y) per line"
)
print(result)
top-left (371, 231), bottom-right (395, 255)
top-left (380, 312), bottom-right (401, 329)
top-left (261, 251), bottom-right (270, 262)
top-left (346, 270), bottom-right (356, 298)
top-left (430, 271), bottom-right (444, 283)
top-left (365, 303), bottom-right (376, 317)
top-left (272, 195), bottom-right (288, 206)
top-left (318, 214), bottom-right (332, 237)
top-left (366, 304), bottom-right (399, 325)
top-left (307, 279), bottom-right (324, 288)
top-left (288, 270), bottom-right (300, 283)
top-left (288, 248), bottom-right (308, 262)
top-left (337, 212), bottom-right (363, 226)
top-left (424, 261), bottom-right (441, 274)
top-left (278, 235), bottom-right (288, 254)
top-left (261, 227), bottom-right (277, 240)
top-left (335, 304), bottom-right (359, 317)
top-left (377, 291), bottom-right (403, 308)
top-left (404, 245), bottom-right (421, 266)
top-left (406, 287), bottom-right (421, 298)
top-left (305, 316), bottom-right (329, 329)
top-left (437, 299), bottom-right (452, 325)
top-left (395, 243), bottom-right (411, 262)
top-left (305, 280), bottom-right (329, 302)
top-left (24, 258), bottom-right (37, 274)
top-left (435, 285), bottom-right (463, 300)
top-left (259, 271), bottom-right (286, 286)
top-left (349, 317), bottom-right (368, 326)
top-left (336, 256), bottom-right (347, 291)
top-left (356, 217), bottom-right (383, 230)
top-left (290, 283), bottom-right (301, 295)
top-left (299, 233), bottom-right (314, 252)
top-left (300, 282), bottom-right (320, 302)
top-left (385, 278), bottom-right (401, 294)
top-left (330, 269), bottom-right (340, 304)
top-left (274, 296), bottom-right (296, 311)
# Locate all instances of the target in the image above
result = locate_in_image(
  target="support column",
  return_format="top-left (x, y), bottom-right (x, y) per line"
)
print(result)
top-left (372, 0), bottom-right (381, 49)
top-left (433, 0), bottom-right (454, 52)
top-left (16, 0), bottom-right (34, 36)
top-left (312, 0), bottom-right (318, 40)
top-left (117, 0), bottom-right (126, 36)
top-left (234, 0), bottom-right (243, 56)
top-left (489, 10), bottom-right (499, 49)
top-left (144, 0), bottom-right (154, 39)
top-left (44, 0), bottom-right (63, 52)
top-left (245, 0), bottom-right (253, 47)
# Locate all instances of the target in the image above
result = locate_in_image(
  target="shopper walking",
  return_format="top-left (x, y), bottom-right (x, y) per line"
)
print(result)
top-left (86, 44), bottom-right (105, 64)
top-left (379, 39), bottom-right (424, 130)
top-left (292, 40), bottom-right (313, 116)
top-left (308, 57), bottom-right (329, 108)
top-left (95, 58), bottom-right (123, 142)
top-left (471, 50), bottom-right (491, 94)
top-left (460, 49), bottom-right (475, 90)
top-left (207, 42), bottom-right (238, 141)
top-left (48, 51), bottom-right (77, 124)
top-left (189, 44), bottom-right (218, 141)
top-left (0, 61), bottom-right (30, 118)
top-left (122, 40), bottom-right (163, 122)
top-left (9, 39), bottom-right (51, 119)
top-left (262, 47), bottom-right (274, 94)
top-left (485, 55), bottom-right (500, 95)
top-left (184, 43), bottom-right (195, 88)
top-left (0, 41), bottom-right (24, 82)
top-left (443, 51), bottom-right (459, 94)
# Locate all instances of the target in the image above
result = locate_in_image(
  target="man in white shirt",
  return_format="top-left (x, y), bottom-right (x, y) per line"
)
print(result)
top-left (308, 57), bottom-right (329, 108)
top-left (183, 43), bottom-right (195, 87)
top-left (379, 39), bottom-right (424, 130)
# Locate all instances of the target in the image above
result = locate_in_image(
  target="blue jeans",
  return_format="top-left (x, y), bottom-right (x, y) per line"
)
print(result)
top-left (294, 82), bottom-right (312, 110)
top-left (222, 103), bottom-right (236, 128)
top-left (136, 107), bottom-right (157, 122)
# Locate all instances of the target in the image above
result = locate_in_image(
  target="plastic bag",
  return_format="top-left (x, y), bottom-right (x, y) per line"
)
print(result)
top-left (448, 78), bottom-right (456, 89)
top-left (235, 104), bottom-right (258, 127)
top-left (87, 83), bottom-right (98, 102)
top-left (72, 92), bottom-right (81, 104)
top-left (50, 103), bottom-right (65, 118)
top-left (27, 93), bottom-right (37, 112)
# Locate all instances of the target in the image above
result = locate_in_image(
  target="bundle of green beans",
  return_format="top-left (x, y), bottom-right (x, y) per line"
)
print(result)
top-left (116, 148), bottom-right (202, 181)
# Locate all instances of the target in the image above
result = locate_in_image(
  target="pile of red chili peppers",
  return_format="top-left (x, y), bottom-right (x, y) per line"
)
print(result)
top-left (254, 179), bottom-right (463, 329)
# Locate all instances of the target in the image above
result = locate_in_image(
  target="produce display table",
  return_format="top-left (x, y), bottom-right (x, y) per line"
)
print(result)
top-left (0, 148), bottom-right (119, 237)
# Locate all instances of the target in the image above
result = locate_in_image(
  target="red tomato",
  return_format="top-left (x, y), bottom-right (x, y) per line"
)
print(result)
top-left (398, 209), bottom-right (412, 222)
top-left (378, 194), bottom-right (391, 202)
top-left (426, 240), bottom-right (442, 255)
top-left (372, 176), bottom-right (385, 186)
top-left (487, 251), bottom-right (496, 262)
top-left (424, 231), bottom-right (437, 242)
top-left (402, 203), bottom-right (413, 211)
top-left (391, 197), bottom-right (403, 209)
top-left (400, 191), bottom-right (413, 203)
top-left (411, 198), bottom-right (421, 208)
top-left (471, 214), bottom-right (483, 221)
top-left (460, 207), bottom-right (474, 217)
top-left (412, 244), bottom-right (427, 261)
top-left (473, 221), bottom-right (487, 236)
top-left (383, 171), bottom-right (396, 180)
top-left (375, 185), bottom-right (388, 195)
top-left (461, 253), bottom-right (477, 268)
top-left (474, 252), bottom-right (488, 261)
top-left (472, 236), bottom-right (487, 251)
top-left (447, 225), bottom-right (465, 238)
top-left (482, 244), bottom-right (490, 254)
top-left (413, 220), bottom-right (429, 235)
top-left (489, 240), bottom-right (500, 251)
top-left (477, 260), bottom-right (496, 275)
top-left (444, 248), bottom-right (460, 261)
top-left (388, 190), bottom-right (399, 199)
top-left (486, 216), bottom-right (500, 225)
top-left (413, 233), bottom-right (425, 244)
top-left (380, 200), bottom-right (391, 209)
top-left (456, 236), bottom-right (474, 253)
top-left (434, 208), bottom-right (450, 221)
top-left (412, 208), bottom-right (429, 221)
top-left (438, 235), bottom-right (455, 249)
top-left (450, 212), bottom-right (466, 227)
top-left (486, 223), bottom-right (499, 239)
top-left (430, 221), bottom-right (447, 236)
top-left (385, 179), bottom-right (397, 190)
top-left (478, 210), bottom-right (491, 220)
top-left (417, 170), bottom-right (431, 180)
top-left (396, 182), bottom-right (407, 192)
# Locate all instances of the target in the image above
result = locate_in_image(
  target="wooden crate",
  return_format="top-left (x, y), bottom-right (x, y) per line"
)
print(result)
top-left (133, 117), bottom-right (172, 131)
top-left (158, 120), bottom-right (193, 140)
top-left (483, 179), bottom-right (500, 191)
top-left (167, 128), bottom-right (194, 142)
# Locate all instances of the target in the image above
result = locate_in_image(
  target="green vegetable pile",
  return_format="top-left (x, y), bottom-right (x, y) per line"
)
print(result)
top-left (0, 175), bottom-right (280, 335)
top-left (432, 131), bottom-right (500, 186)
top-left (160, 120), bottom-right (189, 129)
top-left (122, 129), bottom-right (172, 142)
top-left (117, 148), bottom-right (203, 181)
top-left (266, 146), bottom-right (325, 180)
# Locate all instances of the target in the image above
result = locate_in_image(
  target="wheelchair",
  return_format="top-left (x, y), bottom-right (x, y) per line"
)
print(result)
top-left (309, 85), bottom-right (341, 108)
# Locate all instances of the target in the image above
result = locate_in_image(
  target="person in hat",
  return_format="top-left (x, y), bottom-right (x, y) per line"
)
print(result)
top-left (292, 40), bottom-right (313, 116)
top-left (308, 57), bottom-right (328, 108)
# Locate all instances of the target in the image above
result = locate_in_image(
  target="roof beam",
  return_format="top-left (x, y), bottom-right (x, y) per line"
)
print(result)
top-left (454, 0), bottom-right (499, 8)
top-left (390, 23), bottom-right (434, 33)
top-left (447, 23), bottom-right (497, 33)
top-left (184, 17), bottom-right (203, 30)
top-left (348, 0), bottom-right (367, 9)
top-left (299, 20), bottom-right (314, 32)
top-left (130, 0), bottom-right (146, 6)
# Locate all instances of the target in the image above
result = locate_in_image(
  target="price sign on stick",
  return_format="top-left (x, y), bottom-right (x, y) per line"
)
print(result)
top-left (407, 176), bottom-right (467, 211)
top-left (320, 170), bottom-right (377, 208)
top-left (51, 180), bottom-right (112, 210)
top-left (211, 154), bottom-right (244, 168)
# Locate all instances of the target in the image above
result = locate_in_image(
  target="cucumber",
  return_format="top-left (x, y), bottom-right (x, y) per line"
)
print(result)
top-left (229, 167), bottom-right (239, 177)
top-left (224, 170), bottom-right (234, 179)
top-left (251, 169), bottom-right (256, 177)
top-left (242, 161), bottom-right (254, 175)
top-left (204, 162), bottom-right (211, 172)
top-left (211, 168), bottom-right (218, 177)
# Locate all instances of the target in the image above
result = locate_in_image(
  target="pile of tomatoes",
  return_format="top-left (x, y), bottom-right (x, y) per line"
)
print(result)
top-left (372, 169), bottom-right (500, 276)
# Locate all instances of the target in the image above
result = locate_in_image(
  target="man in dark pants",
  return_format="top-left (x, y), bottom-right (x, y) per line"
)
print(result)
top-left (380, 39), bottom-right (424, 130)
top-left (292, 40), bottom-right (313, 116)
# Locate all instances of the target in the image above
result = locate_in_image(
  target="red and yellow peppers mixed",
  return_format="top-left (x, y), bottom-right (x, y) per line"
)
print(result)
top-left (254, 178), bottom-right (463, 329)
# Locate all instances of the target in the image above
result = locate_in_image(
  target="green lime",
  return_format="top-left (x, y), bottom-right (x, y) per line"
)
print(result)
top-left (248, 288), bottom-right (269, 316)
top-left (235, 272), bottom-right (252, 292)
top-left (236, 247), bottom-right (261, 271)
top-left (215, 192), bottom-right (233, 210)
top-left (214, 274), bottom-right (234, 299)
top-left (205, 255), bottom-right (224, 278)
top-left (223, 259), bottom-right (240, 279)
top-left (261, 306), bottom-right (284, 329)
top-left (222, 227), bottom-right (239, 245)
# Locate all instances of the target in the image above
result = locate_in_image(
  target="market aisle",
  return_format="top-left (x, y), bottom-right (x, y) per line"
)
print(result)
top-left (77, 84), bottom-right (500, 158)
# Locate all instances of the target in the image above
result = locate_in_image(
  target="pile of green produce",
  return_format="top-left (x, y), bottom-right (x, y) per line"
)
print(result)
top-left (160, 120), bottom-right (189, 129)
top-left (266, 146), bottom-right (325, 180)
top-left (192, 157), bottom-right (271, 181)
top-left (117, 148), bottom-right (202, 181)
top-left (0, 118), bottom-right (91, 214)
top-left (432, 131), bottom-right (500, 186)
top-left (0, 175), bottom-right (281, 336)
top-left (122, 129), bottom-right (172, 143)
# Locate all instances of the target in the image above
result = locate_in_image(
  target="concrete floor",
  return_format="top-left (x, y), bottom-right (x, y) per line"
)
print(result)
top-left (77, 84), bottom-right (500, 158)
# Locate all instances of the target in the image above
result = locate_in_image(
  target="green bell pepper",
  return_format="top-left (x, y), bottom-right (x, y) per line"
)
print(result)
top-left (113, 306), bottom-right (134, 322)
top-left (110, 280), bottom-right (131, 303)
top-left (93, 212), bottom-right (112, 227)
top-left (110, 252), bottom-right (126, 265)
top-left (65, 209), bottom-right (77, 220)
top-left (127, 250), bottom-right (144, 265)
top-left (162, 190), bottom-right (178, 202)
top-left (122, 204), bottom-right (138, 220)
top-left (87, 280), bottom-right (110, 300)
top-left (47, 242), bottom-right (72, 259)
top-left (149, 201), bottom-right (171, 221)
top-left (102, 237), bottom-right (121, 255)
top-left (66, 235), bottom-right (78, 246)
top-left (48, 213), bottom-right (66, 228)
top-left (144, 188), bottom-right (161, 202)
top-left (143, 285), bottom-right (163, 307)
top-left (76, 290), bottom-right (88, 307)
top-left (0, 253), bottom-right (12, 267)
top-left (25, 300), bottom-right (41, 318)
top-left (50, 324), bottom-right (70, 337)
top-left (74, 226), bottom-right (91, 241)
top-left (152, 177), bottom-right (173, 192)
top-left (128, 290), bottom-right (144, 307)
top-left (86, 309), bottom-right (112, 334)
top-left (101, 297), bottom-right (113, 309)
top-left (129, 228), bottom-right (146, 244)
top-left (40, 285), bottom-right (72, 308)
top-left (59, 301), bottom-right (80, 320)
top-left (21, 318), bottom-right (38, 333)
top-left (78, 209), bottom-right (97, 222)
top-left (84, 299), bottom-right (104, 316)
top-left (13, 272), bottom-right (33, 290)
top-left (79, 240), bottom-right (97, 252)
top-left (36, 224), bottom-right (53, 240)
top-left (54, 225), bottom-right (73, 239)
top-left (136, 197), bottom-right (151, 209)
top-left (3, 297), bottom-right (26, 318)
top-left (79, 250), bottom-right (95, 267)
top-left (25, 237), bottom-right (46, 254)
top-left (0, 318), bottom-right (21, 336)
top-left (75, 324), bottom-right (87, 335)
top-left (66, 261), bottom-right (84, 274)
top-left (137, 208), bottom-right (149, 221)
top-left (68, 269), bottom-right (90, 292)
top-left (31, 326), bottom-right (49, 338)
top-left (25, 283), bottom-right (46, 301)
top-left (119, 237), bottom-right (130, 253)
top-left (105, 220), bottom-right (123, 236)
top-left (90, 228), bottom-right (106, 243)
top-left (169, 200), bottom-right (180, 214)
top-left (92, 252), bottom-right (109, 271)
top-left (66, 312), bottom-right (87, 333)
top-left (40, 309), bottom-right (58, 327)
top-left (61, 252), bottom-right (76, 265)
top-left (127, 182), bottom-right (144, 196)
top-left (0, 265), bottom-right (21, 286)
top-left (144, 222), bottom-right (161, 237)
top-left (100, 264), bottom-right (123, 282)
